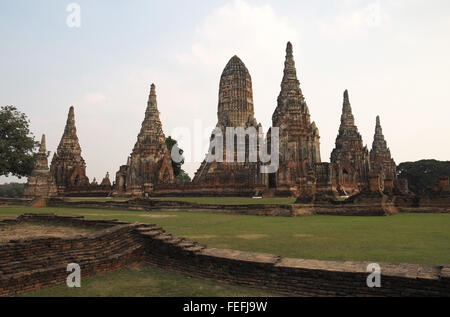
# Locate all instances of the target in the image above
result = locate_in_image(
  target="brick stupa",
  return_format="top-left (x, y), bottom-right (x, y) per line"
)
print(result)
top-left (116, 84), bottom-right (174, 196)
top-left (23, 134), bottom-right (57, 198)
top-left (370, 116), bottom-right (396, 181)
top-left (271, 42), bottom-right (321, 192)
top-left (330, 90), bottom-right (370, 191)
top-left (193, 56), bottom-right (265, 188)
top-left (50, 107), bottom-right (89, 189)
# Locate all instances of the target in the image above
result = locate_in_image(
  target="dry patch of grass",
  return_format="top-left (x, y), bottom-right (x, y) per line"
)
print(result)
top-left (84, 213), bottom-right (177, 219)
top-left (293, 234), bottom-right (314, 238)
top-left (0, 223), bottom-right (93, 242)
top-left (136, 214), bottom-right (178, 219)
top-left (236, 234), bottom-right (268, 240)
top-left (186, 234), bottom-right (218, 239)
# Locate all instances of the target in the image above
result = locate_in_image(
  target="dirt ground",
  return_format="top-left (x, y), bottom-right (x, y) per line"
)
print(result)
top-left (0, 223), bottom-right (94, 243)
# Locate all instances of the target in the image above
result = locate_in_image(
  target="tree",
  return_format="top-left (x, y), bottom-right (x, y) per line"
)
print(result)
top-left (397, 160), bottom-right (450, 194)
top-left (0, 183), bottom-right (26, 197)
top-left (0, 106), bottom-right (38, 178)
top-left (165, 136), bottom-right (191, 183)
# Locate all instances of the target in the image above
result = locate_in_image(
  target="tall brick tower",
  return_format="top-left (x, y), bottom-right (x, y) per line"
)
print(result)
top-left (271, 42), bottom-right (321, 191)
top-left (50, 106), bottom-right (90, 189)
top-left (193, 56), bottom-right (265, 188)
top-left (117, 84), bottom-right (174, 196)
top-left (330, 90), bottom-right (370, 190)
top-left (370, 116), bottom-right (396, 181)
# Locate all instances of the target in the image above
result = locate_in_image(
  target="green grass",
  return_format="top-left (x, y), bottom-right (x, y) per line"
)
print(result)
top-left (152, 196), bottom-right (296, 205)
top-left (22, 265), bottom-right (276, 297)
top-left (2, 206), bottom-right (450, 266)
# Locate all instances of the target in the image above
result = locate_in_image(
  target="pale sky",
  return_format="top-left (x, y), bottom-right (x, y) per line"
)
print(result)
top-left (1, 0), bottom-right (449, 183)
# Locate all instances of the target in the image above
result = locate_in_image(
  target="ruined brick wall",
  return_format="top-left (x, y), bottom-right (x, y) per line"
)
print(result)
top-left (152, 184), bottom-right (260, 197)
top-left (1, 214), bottom-right (449, 297)
top-left (47, 198), bottom-right (297, 217)
top-left (141, 230), bottom-right (450, 297)
top-left (0, 197), bottom-right (33, 206)
top-left (0, 215), bottom-right (146, 296)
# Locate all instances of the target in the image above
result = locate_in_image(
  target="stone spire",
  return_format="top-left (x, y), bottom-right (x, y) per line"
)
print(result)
top-left (340, 90), bottom-right (356, 130)
top-left (50, 106), bottom-right (89, 188)
top-left (119, 84), bottom-right (174, 195)
top-left (370, 115), bottom-right (396, 180)
top-left (35, 134), bottom-right (49, 172)
top-left (331, 90), bottom-right (370, 188)
top-left (136, 84), bottom-right (165, 147)
top-left (277, 41), bottom-right (306, 109)
top-left (100, 172), bottom-right (112, 187)
top-left (217, 55), bottom-right (258, 128)
top-left (372, 116), bottom-right (387, 151)
top-left (146, 84), bottom-right (158, 116)
top-left (270, 42), bottom-right (321, 191)
top-left (56, 106), bottom-right (82, 157)
top-left (23, 134), bottom-right (57, 198)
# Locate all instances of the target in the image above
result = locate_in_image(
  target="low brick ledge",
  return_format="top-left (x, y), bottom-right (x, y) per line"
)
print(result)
top-left (0, 214), bottom-right (449, 297)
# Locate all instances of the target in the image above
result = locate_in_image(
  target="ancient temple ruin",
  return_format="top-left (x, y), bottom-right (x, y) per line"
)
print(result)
top-left (370, 116), bottom-right (397, 183)
top-left (270, 42), bottom-right (321, 195)
top-left (23, 134), bottom-right (57, 198)
top-left (330, 90), bottom-right (370, 194)
top-left (115, 84), bottom-right (174, 196)
top-left (50, 106), bottom-right (90, 191)
top-left (192, 56), bottom-right (266, 189)
top-left (100, 172), bottom-right (111, 187)
top-left (19, 41), bottom-right (436, 211)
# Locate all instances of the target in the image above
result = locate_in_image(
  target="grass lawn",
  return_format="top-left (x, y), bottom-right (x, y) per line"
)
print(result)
top-left (152, 196), bottom-right (296, 205)
top-left (1, 206), bottom-right (449, 266)
top-left (22, 264), bottom-right (276, 297)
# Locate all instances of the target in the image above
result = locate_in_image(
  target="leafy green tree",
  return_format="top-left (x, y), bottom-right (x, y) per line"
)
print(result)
top-left (397, 160), bottom-right (450, 194)
top-left (165, 136), bottom-right (191, 183)
top-left (0, 106), bottom-right (38, 178)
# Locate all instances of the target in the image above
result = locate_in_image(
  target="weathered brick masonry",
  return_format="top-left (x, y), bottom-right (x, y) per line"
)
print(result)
top-left (0, 214), bottom-right (449, 296)
top-left (0, 214), bottom-right (146, 296)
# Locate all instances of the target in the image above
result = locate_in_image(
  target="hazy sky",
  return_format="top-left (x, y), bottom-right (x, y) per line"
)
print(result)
top-left (1, 0), bottom-right (449, 183)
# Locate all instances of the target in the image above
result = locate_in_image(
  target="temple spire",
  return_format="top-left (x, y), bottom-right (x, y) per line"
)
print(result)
top-left (23, 132), bottom-right (57, 197)
top-left (280, 42), bottom-right (300, 94)
top-left (340, 89), bottom-right (355, 128)
top-left (63, 106), bottom-right (76, 137)
top-left (344, 89), bottom-right (350, 105)
top-left (370, 115), bottom-right (397, 179)
top-left (58, 106), bottom-right (81, 153)
top-left (372, 115), bottom-right (387, 151)
top-left (51, 106), bottom-right (89, 188)
top-left (34, 134), bottom-right (49, 171)
top-left (146, 83), bottom-right (158, 116)
top-left (286, 41), bottom-right (293, 60)
top-left (375, 115), bottom-right (383, 136)
top-left (39, 134), bottom-right (47, 154)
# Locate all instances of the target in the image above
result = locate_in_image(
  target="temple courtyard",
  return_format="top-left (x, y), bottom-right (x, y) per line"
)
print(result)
top-left (1, 205), bottom-right (449, 296)
top-left (1, 205), bottom-right (449, 266)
